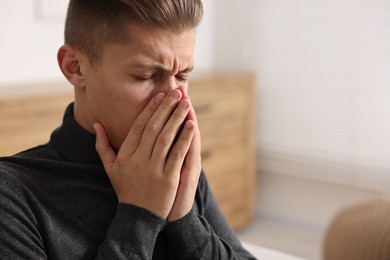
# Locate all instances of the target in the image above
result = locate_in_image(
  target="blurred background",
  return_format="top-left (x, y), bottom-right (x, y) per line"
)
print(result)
top-left (1, 1), bottom-right (390, 259)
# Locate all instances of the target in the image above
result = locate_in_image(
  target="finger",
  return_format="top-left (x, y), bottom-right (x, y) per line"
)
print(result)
top-left (176, 86), bottom-right (201, 170)
top-left (138, 89), bottom-right (182, 157)
top-left (183, 124), bottom-right (201, 174)
top-left (177, 86), bottom-right (198, 125)
top-left (178, 85), bottom-right (189, 99)
top-left (181, 119), bottom-right (201, 192)
top-left (166, 122), bottom-right (201, 222)
top-left (94, 122), bottom-right (116, 171)
top-left (151, 98), bottom-right (191, 163)
top-left (121, 92), bottom-right (166, 155)
top-left (186, 100), bottom-right (198, 125)
top-left (175, 86), bottom-right (201, 172)
top-left (164, 120), bottom-right (196, 176)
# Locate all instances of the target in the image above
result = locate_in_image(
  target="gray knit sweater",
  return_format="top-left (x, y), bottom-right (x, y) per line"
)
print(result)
top-left (0, 103), bottom-right (256, 260)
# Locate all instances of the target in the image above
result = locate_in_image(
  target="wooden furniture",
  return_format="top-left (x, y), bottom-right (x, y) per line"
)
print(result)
top-left (0, 83), bottom-right (73, 155)
top-left (0, 72), bottom-right (255, 230)
top-left (189, 72), bottom-right (256, 229)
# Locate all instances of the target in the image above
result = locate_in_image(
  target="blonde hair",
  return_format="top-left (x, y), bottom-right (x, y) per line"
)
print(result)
top-left (64, 0), bottom-right (203, 64)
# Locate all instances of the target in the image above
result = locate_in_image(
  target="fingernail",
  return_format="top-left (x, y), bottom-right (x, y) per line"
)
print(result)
top-left (155, 93), bottom-right (165, 103)
top-left (179, 100), bottom-right (189, 109)
top-left (185, 121), bottom-right (194, 130)
top-left (169, 90), bottom-right (181, 99)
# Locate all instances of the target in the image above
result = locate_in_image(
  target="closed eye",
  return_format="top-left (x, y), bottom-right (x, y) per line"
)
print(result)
top-left (133, 75), bottom-right (155, 81)
top-left (175, 73), bottom-right (190, 82)
top-left (175, 75), bottom-right (187, 82)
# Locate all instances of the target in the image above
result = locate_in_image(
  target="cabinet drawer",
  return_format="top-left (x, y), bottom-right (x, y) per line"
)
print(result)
top-left (0, 94), bottom-right (72, 155)
top-left (208, 169), bottom-right (246, 225)
top-left (202, 139), bottom-right (244, 176)
top-left (208, 169), bottom-right (244, 200)
top-left (198, 113), bottom-right (245, 153)
top-left (188, 73), bottom-right (255, 230)
top-left (192, 88), bottom-right (247, 149)
top-left (190, 84), bottom-right (246, 120)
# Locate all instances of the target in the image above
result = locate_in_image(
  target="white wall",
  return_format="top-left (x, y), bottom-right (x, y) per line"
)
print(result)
top-left (0, 0), bottom-right (216, 87)
top-left (0, 1), bottom-right (65, 86)
top-left (213, 0), bottom-right (259, 71)
top-left (194, 0), bottom-right (216, 71)
top-left (213, 0), bottom-right (390, 190)
top-left (212, 0), bottom-right (390, 233)
top-left (254, 0), bottom-right (390, 192)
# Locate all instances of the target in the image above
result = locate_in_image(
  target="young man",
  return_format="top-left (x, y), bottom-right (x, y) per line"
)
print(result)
top-left (0, 0), bottom-right (256, 259)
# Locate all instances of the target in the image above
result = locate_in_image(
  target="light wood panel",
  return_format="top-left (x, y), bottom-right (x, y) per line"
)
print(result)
top-left (189, 72), bottom-right (256, 229)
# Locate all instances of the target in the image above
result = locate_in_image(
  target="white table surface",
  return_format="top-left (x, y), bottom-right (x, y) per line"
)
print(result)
top-left (242, 242), bottom-right (306, 260)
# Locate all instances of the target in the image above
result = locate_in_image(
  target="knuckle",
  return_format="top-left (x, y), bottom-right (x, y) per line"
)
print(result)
top-left (160, 100), bottom-right (174, 111)
top-left (145, 122), bottom-right (159, 135)
top-left (169, 149), bottom-right (185, 162)
top-left (131, 120), bottom-right (146, 135)
top-left (177, 130), bottom-right (192, 143)
top-left (116, 151), bottom-right (129, 165)
top-left (171, 110), bottom-right (185, 122)
top-left (157, 134), bottom-right (172, 147)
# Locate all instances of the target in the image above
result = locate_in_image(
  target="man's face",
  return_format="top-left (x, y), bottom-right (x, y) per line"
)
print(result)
top-left (77, 24), bottom-right (196, 151)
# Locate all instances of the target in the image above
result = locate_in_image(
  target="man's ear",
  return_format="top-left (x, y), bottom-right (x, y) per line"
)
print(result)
top-left (57, 45), bottom-right (87, 88)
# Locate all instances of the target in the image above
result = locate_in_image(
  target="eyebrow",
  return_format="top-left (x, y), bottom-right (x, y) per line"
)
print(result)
top-left (132, 63), bottom-right (194, 73)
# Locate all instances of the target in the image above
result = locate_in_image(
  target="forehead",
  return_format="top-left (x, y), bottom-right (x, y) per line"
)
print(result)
top-left (100, 23), bottom-right (197, 68)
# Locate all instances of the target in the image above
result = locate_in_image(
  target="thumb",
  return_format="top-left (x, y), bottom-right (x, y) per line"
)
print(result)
top-left (94, 122), bottom-right (116, 170)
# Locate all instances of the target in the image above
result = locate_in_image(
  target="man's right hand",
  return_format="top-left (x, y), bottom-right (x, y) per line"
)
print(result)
top-left (94, 89), bottom-right (196, 219)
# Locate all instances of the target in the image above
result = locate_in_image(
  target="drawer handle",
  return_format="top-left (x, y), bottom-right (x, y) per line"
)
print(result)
top-left (194, 104), bottom-right (212, 114)
top-left (201, 149), bottom-right (213, 161)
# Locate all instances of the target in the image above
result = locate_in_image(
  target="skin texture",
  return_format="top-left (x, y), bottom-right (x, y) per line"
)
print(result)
top-left (57, 23), bottom-right (201, 221)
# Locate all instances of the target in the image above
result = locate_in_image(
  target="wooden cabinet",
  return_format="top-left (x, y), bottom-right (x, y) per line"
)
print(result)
top-left (0, 72), bottom-right (256, 229)
top-left (189, 72), bottom-right (256, 230)
top-left (0, 84), bottom-right (73, 156)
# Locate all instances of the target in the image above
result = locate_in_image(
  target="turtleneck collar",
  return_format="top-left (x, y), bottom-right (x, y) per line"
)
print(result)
top-left (49, 103), bottom-right (103, 165)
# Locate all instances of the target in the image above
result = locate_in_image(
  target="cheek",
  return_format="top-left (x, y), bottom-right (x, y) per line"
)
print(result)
top-left (100, 83), bottom-right (162, 149)
top-left (115, 85), bottom-right (156, 127)
top-left (124, 85), bottom-right (154, 109)
top-left (106, 95), bottom-right (146, 149)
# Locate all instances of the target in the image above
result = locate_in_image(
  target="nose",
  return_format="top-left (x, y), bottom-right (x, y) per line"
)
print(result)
top-left (161, 76), bottom-right (179, 93)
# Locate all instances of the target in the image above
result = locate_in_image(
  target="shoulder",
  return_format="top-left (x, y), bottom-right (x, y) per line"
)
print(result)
top-left (0, 158), bottom-right (30, 199)
top-left (0, 143), bottom-right (60, 181)
top-left (0, 150), bottom-right (52, 200)
top-left (0, 155), bottom-right (48, 226)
